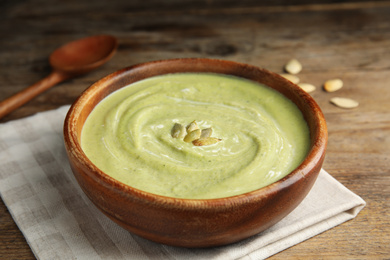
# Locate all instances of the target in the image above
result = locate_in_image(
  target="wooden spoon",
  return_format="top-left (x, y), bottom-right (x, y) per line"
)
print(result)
top-left (0, 35), bottom-right (118, 119)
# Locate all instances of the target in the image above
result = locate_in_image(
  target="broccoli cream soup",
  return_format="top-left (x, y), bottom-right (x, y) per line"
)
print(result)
top-left (81, 73), bottom-right (310, 199)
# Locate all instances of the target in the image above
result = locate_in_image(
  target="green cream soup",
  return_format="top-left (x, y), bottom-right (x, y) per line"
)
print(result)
top-left (81, 73), bottom-right (310, 199)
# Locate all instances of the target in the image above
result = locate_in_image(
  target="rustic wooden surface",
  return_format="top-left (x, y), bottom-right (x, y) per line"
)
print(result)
top-left (1, 0), bottom-right (389, 259)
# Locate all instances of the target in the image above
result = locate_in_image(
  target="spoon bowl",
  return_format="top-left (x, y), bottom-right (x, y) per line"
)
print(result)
top-left (0, 35), bottom-right (118, 119)
top-left (50, 35), bottom-right (118, 75)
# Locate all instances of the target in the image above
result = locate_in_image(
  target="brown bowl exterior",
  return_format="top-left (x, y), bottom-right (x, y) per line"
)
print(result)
top-left (63, 58), bottom-right (327, 248)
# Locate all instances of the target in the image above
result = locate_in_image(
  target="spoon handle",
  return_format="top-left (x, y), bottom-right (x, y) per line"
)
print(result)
top-left (0, 71), bottom-right (69, 119)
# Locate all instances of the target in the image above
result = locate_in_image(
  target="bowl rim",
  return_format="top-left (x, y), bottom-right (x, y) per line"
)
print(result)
top-left (64, 57), bottom-right (327, 208)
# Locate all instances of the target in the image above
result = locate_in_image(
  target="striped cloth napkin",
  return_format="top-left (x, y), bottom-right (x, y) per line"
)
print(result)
top-left (0, 106), bottom-right (365, 260)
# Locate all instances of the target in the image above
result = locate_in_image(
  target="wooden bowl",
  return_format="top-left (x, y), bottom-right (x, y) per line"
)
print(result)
top-left (63, 58), bottom-right (327, 248)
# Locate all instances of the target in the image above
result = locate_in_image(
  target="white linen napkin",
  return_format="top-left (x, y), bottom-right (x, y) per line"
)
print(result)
top-left (0, 106), bottom-right (366, 260)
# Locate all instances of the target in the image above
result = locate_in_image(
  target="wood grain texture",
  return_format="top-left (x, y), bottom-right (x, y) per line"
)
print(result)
top-left (1, 0), bottom-right (389, 259)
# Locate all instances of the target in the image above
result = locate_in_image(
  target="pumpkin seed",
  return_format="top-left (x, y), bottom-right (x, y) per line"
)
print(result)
top-left (324, 79), bottom-right (343, 92)
top-left (330, 97), bottom-right (359, 109)
top-left (284, 59), bottom-right (302, 74)
top-left (298, 83), bottom-right (316, 93)
top-left (280, 73), bottom-right (300, 84)
top-left (171, 123), bottom-right (187, 139)
top-left (200, 128), bottom-right (213, 138)
top-left (192, 137), bottom-right (222, 146)
top-left (186, 120), bottom-right (199, 132)
top-left (184, 129), bottom-right (201, 143)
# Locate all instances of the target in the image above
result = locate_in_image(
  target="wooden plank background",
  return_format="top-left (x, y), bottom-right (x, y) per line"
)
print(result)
top-left (1, 0), bottom-right (389, 258)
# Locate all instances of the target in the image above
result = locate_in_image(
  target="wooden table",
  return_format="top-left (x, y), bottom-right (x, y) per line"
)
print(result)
top-left (1, 1), bottom-right (389, 258)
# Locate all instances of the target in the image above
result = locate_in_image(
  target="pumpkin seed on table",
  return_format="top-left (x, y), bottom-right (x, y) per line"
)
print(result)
top-left (298, 83), bottom-right (316, 93)
top-left (324, 79), bottom-right (343, 92)
top-left (284, 59), bottom-right (302, 74)
top-left (330, 97), bottom-right (359, 109)
top-left (280, 73), bottom-right (300, 84)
